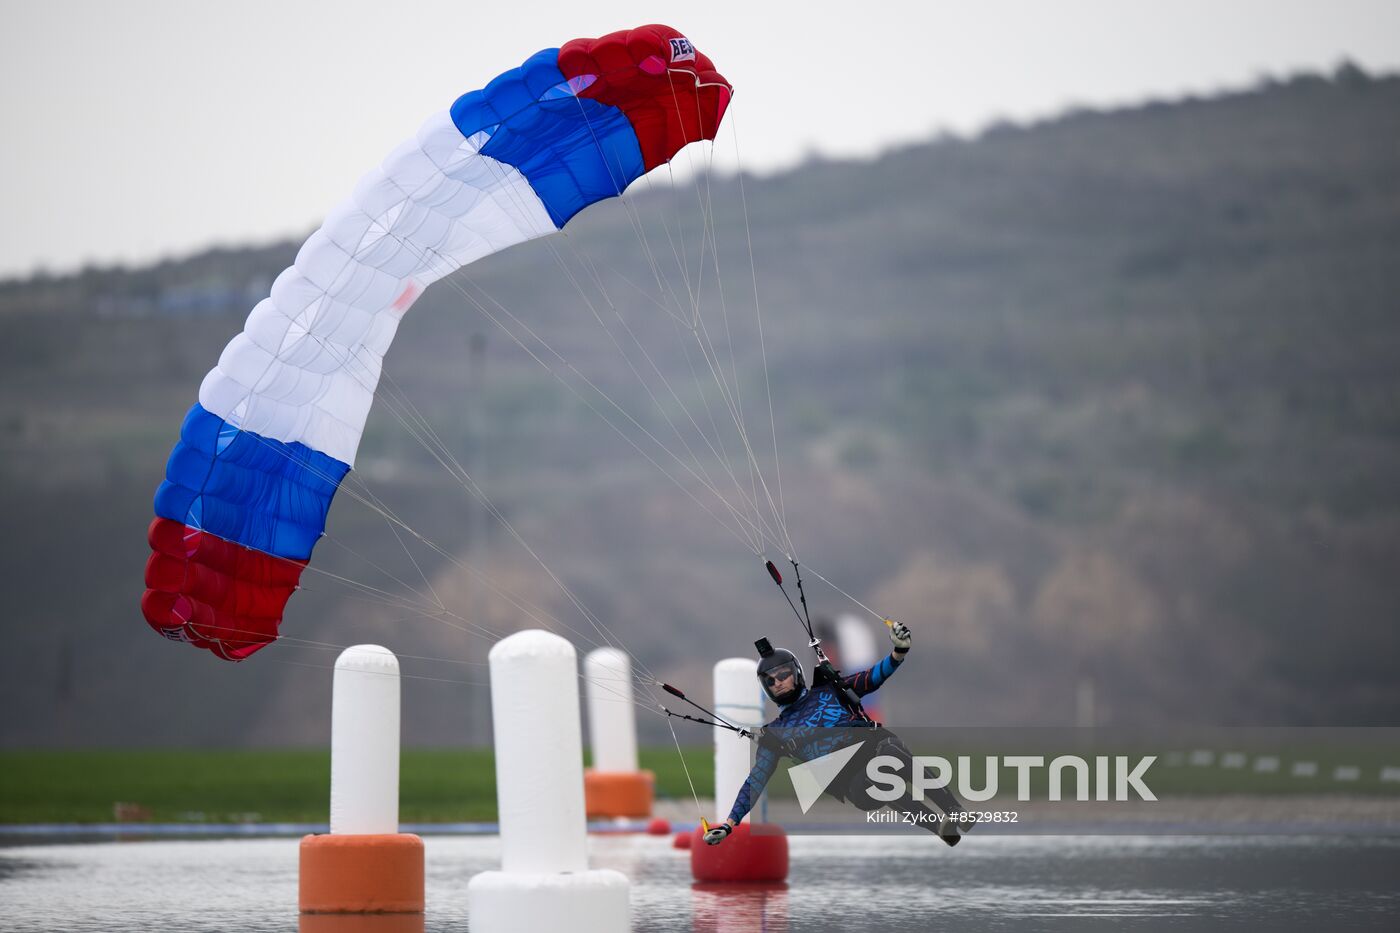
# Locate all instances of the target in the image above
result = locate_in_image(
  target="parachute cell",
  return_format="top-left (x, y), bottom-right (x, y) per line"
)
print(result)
top-left (143, 24), bottom-right (731, 659)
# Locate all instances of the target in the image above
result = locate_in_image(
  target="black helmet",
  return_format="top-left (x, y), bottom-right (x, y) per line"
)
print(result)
top-left (755, 637), bottom-right (805, 705)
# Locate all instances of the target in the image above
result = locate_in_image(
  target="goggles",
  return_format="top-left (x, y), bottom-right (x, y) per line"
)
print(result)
top-left (760, 664), bottom-right (798, 687)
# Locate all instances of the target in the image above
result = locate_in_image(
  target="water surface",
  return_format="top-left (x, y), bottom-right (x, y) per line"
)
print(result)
top-left (2, 833), bottom-right (1397, 931)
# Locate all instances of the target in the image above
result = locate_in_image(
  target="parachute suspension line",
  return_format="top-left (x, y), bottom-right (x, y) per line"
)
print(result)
top-left (375, 279), bottom-right (786, 695)
top-left (326, 412), bottom-right (672, 698)
top-left (203, 262), bottom-right (721, 703)
top-left (727, 106), bottom-right (792, 557)
top-left (620, 187), bottom-right (772, 553)
top-left (664, 713), bottom-right (708, 829)
top-left (634, 167), bottom-right (700, 327)
top-left (264, 654), bottom-right (495, 687)
top-left (375, 482), bottom-right (446, 615)
top-left (582, 180), bottom-right (778, 558)
top-left (299, 544), bottom-right (475, 632)
top-left (329, 467), bottom-right (592, 645)
top-left (604, 175), bottom-right (694, 327)
top-left (765, 558), bottom-right (816, 649)
top-left (683, 287), bottom-right (792, 554)
top-left (388, 152), bottom-right (757, 557)
top-left (352, 246), bottom-right (756, 689)
top-left (443, 268), bottom-right (770, 555)
top-left (698, 138), bottom-right (766, 550)
top-left (789, 562), bottom-right (886, 624)
top-left (313, 515), bottom-right (594, 653)
top-left (671, 124), bottom-right (769, 549)
top-left (263, 645), bottom-right (691, 723)
top-left (263, 552), bottom-right (674, 719)
top-left (546, 233), bottom-right (790, 556)
top-left (259, 645), bottom-right (677, 720)
top-left (168, 594), bottom-right (652, 711)
top-left (605, 208), bottom-right (692, 325)
top-left (626, 181), bottom-right (786, 559)
top-left (578, 83), bottom-right (766, 549)
top-left (233, 213), bottom-right (755, 700)
top-left (563, 89), bottom-right (776, 555)
top-left (153, 40), bottom-right (754, 679)
top-left (539, 237), bottom-right (756, 552)
top-left (679, 284), bottom-right (793, 566)
top-left (657, 76), bottom-right (796, 560)
top-left (253, 632), bottom-right (494, 667)
top-left (668, 303), bottom-right (763, 552)
top-left (224, 351), bottom-right (669, 683)
top-left (317, 377), bottom-right (621, 650)
top-left (258, 216), bottom-right (725, 693)
top-left (201, 103), bottom-right (795, 688)
top-left (447, 272), bottom-right (760, 557)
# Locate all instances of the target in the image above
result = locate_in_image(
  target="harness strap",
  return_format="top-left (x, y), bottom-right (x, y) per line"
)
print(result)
top-left (813, 659), bottom-right (873, 724)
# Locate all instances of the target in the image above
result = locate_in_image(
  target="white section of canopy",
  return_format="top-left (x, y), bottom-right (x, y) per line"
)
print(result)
top-left (199, 110), bottom-right (556, 466)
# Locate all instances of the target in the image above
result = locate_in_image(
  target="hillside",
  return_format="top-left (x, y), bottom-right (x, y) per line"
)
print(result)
top-left (2, 66), bottom-right (1398, 747)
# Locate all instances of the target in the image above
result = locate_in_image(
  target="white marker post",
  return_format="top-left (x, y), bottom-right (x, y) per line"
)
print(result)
top-left (836, 615), bottom-right (886, 720)
top-left (713, 658), bottom-right (765, 818)
top-left (468, 630), bottom-right (629, 932)
top-left (582, 647), bottom-right (654, 818)
top-left (331, 645), bottom-right (401, 833)
top-left (300, 645), bottom-right (423, 915)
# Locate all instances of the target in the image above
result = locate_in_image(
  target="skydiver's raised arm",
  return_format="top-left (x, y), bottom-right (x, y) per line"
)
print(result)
top-left (841, 619), bottom-right (912, 697)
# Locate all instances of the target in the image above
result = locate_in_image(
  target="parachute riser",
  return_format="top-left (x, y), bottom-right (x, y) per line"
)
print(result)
top-left (662, 706), bottom-right (753, 738)
top-left (762, 558), bottom-right (873, 724)
top-left (765, 558), bottom-right (819, 647)
top-left (659, 681), bottom-right (751, 736)
top-left (764, 558), bottom-right (830, 665)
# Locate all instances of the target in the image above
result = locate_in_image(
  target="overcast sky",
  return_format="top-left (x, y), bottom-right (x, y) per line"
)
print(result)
top-left (2, 0), bottom-right (1397, 279)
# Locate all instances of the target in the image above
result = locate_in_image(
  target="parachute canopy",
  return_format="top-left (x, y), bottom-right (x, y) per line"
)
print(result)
top-left (143, 25), bottom-right (731, 660)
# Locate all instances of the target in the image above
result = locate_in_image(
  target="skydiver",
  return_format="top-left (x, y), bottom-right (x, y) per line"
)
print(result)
top-left (703, 619), bottom-right (969, 847)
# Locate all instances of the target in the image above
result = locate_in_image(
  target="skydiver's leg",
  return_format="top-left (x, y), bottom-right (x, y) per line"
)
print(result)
top-left (892, 793), bottom-right (961, 845)
top-left (866, 731), bottom-right (974, 833)
top-left (836, 731), bottom-right (965, 845)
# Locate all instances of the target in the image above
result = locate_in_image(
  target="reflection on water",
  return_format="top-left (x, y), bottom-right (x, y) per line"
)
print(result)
top-left (690, 883), bottom-right (789, 933)
top-left (0, 833), bottom-right (1397, 931)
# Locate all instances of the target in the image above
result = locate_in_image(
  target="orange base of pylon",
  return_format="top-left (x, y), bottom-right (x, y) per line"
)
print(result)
top-left (689, 822), bottom-right (788, 882)
top-left (299, 833), bottom-right (425, 914)
top-left (583, 769), bottom-right (654, 818)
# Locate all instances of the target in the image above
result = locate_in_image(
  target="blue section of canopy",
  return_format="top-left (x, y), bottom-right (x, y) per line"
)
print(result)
top-left (153, 404), bottom-right (349, 560)
top-left (449, 48), bottom-right (646, 227)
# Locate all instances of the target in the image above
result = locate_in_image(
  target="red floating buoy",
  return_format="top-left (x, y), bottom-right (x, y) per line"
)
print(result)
top-left (689, 822), bottom-right (788, 882)
top-left (646, 817), bottom-right (671, 835)
top-left (673, 830), bottom-right (693, 849)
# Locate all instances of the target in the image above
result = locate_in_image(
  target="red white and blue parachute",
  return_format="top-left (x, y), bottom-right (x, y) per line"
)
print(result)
top-left (143, 26), bottom-right (731, 660)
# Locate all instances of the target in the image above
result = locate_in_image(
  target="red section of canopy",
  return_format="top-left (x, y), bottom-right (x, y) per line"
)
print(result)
top-left (142, 517), bottom-right (306, 661)
top-left (559, 24), bottom-right (732, 172)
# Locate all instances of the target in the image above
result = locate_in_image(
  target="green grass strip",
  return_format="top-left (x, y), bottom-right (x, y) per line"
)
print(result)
top-left (0, 747), bottom-right (714, 824)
